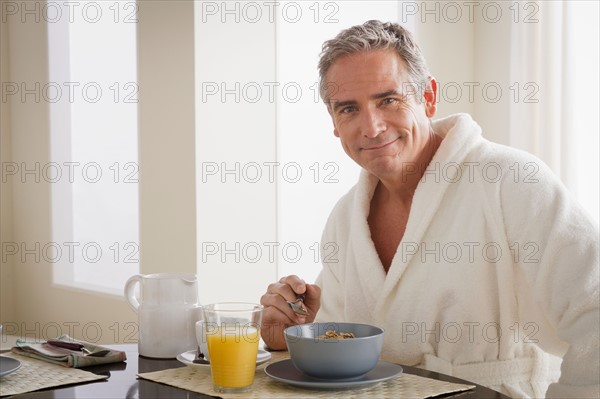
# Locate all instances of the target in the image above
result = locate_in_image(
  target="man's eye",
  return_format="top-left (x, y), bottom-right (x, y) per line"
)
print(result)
top-left (382, 98), bottom-right (397, 105)
top-left (341, 106), bottom-right (356, 114)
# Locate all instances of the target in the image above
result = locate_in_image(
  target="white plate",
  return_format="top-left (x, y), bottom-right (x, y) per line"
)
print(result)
top-left (176, 349), bottom-right (272, 367)
top-left (0, 356), bottom-right (22, 377)
top-left (264, 359), bottom-right (403, 390)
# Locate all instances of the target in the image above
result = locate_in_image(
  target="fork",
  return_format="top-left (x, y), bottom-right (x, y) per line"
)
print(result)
top-left (287, 294), bottom-right (309, 316)
top-left (46, 340), bottom-right (111, 357)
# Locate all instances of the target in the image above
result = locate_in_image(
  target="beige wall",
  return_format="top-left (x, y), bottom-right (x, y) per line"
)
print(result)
top-left (416, 17), bottom-right (476, 119)
top-left (472, 2), bottom-right (512, 145)
top-left (1, 1), bottom-right (16, 327)
top-left (416, 2), bottom-right (513, 145)
top-left (0, 1), bottom-right (195, 344)
top-left (138, 1), bottom-right (197, 275)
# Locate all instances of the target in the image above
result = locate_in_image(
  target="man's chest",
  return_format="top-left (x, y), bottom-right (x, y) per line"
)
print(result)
top-left (368, 202), bottom-right (410, 272)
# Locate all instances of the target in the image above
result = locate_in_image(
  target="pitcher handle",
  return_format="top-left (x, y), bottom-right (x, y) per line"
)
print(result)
top-left (124, 274), bottom-right (142, 312)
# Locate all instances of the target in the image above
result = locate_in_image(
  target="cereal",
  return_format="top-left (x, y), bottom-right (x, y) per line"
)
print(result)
top-left (317, 330), bottom-right (356, 339)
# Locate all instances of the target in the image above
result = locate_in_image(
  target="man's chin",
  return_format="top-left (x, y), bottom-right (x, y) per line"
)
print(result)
top-left (363, 158), bottom-right (404, 179)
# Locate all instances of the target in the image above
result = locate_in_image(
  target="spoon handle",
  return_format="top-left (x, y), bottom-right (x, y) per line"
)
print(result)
top-left (288, 295), bottom-right (309, 316)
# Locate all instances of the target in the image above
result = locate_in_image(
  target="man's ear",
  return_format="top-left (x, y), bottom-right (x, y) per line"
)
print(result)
top-left (423, 77), bottom-right (437, 118)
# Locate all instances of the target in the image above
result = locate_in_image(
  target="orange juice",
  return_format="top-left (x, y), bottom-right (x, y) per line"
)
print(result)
top-left (206, 325), bottom-right (260, 390)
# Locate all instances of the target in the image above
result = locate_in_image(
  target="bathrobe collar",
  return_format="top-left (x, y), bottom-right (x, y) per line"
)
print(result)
top-left (348, 113), bottom-right (484, 315)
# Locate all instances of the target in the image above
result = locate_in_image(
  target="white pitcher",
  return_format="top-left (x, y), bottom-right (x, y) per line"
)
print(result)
top-left (124, 273), bottom-right (201, 358)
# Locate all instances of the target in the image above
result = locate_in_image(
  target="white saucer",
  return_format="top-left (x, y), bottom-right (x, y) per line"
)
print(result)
top-left (0, 356), bottom-right (22, 377)
top-left (177, 349), bottom-right (272, 367)
top-left (264, 359), bottom-right (403, 390)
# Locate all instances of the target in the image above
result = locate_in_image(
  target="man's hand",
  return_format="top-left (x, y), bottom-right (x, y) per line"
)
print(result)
top-left (260, 275), bottom-right (321, 350)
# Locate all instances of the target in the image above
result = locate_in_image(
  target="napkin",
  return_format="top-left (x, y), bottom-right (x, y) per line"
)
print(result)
top-left (12, 335), bottom-right (127, 368)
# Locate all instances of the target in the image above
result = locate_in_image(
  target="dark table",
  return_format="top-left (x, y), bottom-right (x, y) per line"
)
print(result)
top-left (6, 345), bottom-right (511, 398)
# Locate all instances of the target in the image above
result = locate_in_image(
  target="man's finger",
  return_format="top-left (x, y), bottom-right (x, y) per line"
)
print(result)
top-left (278, 275), bottom-right (307, 295)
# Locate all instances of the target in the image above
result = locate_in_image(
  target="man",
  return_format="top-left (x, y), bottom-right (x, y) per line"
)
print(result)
top-left (260, 20), bottom-right (599, 398)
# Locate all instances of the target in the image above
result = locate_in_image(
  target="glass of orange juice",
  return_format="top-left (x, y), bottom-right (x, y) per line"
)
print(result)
top-left (202, 303), bottom-right (264, 393)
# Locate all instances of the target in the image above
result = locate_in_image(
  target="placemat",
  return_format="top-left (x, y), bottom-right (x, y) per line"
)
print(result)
top-left (13, 335), bottom-right (127, 368)
top-left (0, 353), bottom-right (108, 397)
top-left (138, 363), bottom-right (475, 399)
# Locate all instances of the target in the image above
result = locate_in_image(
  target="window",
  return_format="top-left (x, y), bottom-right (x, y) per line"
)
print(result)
top-left (195, 1), bottom-right (407, 302)
top-left (49, 0), bottom-right (139, 295)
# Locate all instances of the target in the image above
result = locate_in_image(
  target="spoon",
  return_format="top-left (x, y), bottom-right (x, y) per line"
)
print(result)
top-left (193, 347), bottom-right (210, 364)
top-left (287, 294), bottom-right (309, 316)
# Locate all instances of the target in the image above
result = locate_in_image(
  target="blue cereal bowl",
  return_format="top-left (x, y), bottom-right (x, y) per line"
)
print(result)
top-left (284, 322), bottom-right (384, 380)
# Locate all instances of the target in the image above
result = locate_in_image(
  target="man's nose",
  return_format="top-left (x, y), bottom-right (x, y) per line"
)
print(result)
top-left (361, 108), bottom-right (387, 138)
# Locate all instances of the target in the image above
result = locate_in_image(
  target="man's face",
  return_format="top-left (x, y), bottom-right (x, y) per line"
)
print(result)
top-left (325, 49), bottom-right (437, 182)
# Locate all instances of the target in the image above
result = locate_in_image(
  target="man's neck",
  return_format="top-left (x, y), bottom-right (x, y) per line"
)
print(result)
top-left (378, 132), bottom-right (444, 201)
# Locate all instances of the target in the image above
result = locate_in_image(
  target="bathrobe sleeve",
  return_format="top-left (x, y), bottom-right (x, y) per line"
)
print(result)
top-left (496, 149), bottom-right (600, 398)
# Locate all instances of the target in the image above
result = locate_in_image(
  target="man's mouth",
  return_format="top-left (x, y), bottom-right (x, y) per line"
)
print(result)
top-left (363, 137), bottom-right (401, 151)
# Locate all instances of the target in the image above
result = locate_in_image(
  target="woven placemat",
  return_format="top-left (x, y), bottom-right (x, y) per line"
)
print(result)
top-left (138, 362), bottom-right (475, 399)
top-left (0, 353), bottom-right (108, 397)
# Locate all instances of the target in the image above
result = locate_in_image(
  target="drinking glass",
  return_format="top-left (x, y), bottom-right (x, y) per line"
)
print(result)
top-left (202, 303), bottom-right (263, 393)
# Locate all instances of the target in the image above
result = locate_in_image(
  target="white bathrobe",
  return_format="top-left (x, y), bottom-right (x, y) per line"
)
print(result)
top-left (315, 114), bottom-right (599, 398)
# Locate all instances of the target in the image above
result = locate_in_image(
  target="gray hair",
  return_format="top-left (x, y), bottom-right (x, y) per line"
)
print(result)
top-left (318, 20), bottom-right (431, 103)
